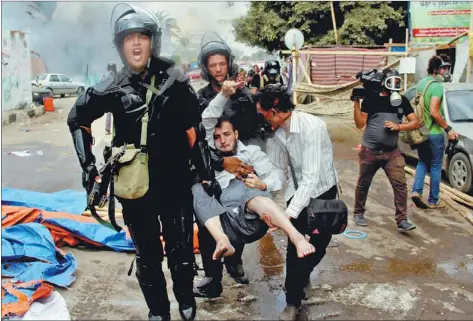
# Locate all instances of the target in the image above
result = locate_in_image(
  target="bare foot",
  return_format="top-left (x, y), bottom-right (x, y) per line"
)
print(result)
top-left (293, 235), bottom-right (315, 258)
top-left (213, 236), bottom-right (235, 260)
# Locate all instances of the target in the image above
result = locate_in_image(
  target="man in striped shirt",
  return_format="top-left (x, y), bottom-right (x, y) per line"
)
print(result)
top-left (256, 84), bottom-right (339, 320)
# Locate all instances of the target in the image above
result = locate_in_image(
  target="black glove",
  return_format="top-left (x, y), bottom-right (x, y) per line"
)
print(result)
top-left (202, 179), bottom-right (222, 200)
top-left (82, 165), bottom-right (99, 194)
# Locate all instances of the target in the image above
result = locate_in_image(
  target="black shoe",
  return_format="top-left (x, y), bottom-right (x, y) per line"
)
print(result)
top-left (353, 215), bottom-right (368, 226)
top-left (178, 298), bottom-right (196, 321)
top-left (225, 262), bottom-right (249, 284)
top-left (148, 312), bottom-right (171, 321)
top-left (397, 220), bottom-right (416, 232)
top-left (411, 193), bottom-right (428, 209)
top-left (193, 276), bottom-right (223, 298)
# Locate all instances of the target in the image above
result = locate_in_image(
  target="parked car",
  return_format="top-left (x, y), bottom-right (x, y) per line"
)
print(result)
top-left (399, 83), bottom-right (473, 194)
top-left (31, 86), bottom-right (53, 105)
top-left (32, 73), bottom-right (86, 97)
top-left (188, 68), bottom-right (201, 80)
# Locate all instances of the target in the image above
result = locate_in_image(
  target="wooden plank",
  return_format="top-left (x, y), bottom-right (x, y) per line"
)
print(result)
top-left (281, 50), bottom-right (405, 57)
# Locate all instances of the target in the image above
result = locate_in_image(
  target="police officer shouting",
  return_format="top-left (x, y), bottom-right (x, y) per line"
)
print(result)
top-left (195, 33), bottom-right (269, 294)
top-left (67, 4), bottom-right (219, 321)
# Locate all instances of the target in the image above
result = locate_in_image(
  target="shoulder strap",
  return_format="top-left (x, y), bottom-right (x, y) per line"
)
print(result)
top-left (417, 79), bottom-right (438, 130)
top-left (140, 75), bottom-right (155, 149)
top-left (419, 79), bottom-right (437, 97)
top-left (287, 154), bottom-right (299, 190)
top-left (112, 76), bottom-right (157, 147)
top-left (287, 152), bottom-right (341, 198)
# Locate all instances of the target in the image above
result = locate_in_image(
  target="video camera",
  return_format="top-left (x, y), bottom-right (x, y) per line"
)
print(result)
top-left (351, 69), bottom-right (384, 101)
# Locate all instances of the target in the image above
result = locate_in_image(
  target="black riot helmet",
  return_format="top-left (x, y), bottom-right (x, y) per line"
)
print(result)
top-left (107, 61), bottom-right (117, 72)
top-left (110, 3), bottom-right (162, 72)
top-left (264, 59), bottom-right (281, 76)
top-left (198, 32), bottom-right (234, 82)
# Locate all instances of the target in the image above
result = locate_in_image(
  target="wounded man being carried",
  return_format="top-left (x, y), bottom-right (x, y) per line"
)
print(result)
top-left (192, 80), bottom-right (315, 298)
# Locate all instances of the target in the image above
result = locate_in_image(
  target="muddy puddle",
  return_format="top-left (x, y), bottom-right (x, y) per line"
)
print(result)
top-left (258, 234), bottom-right (285, 277)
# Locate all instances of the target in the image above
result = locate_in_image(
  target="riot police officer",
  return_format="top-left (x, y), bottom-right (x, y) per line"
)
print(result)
top-left (249, 59), bottom-right (284, 94)
top-left (195, 33), bottom-right (269, 297)
top-left (67, 4), bottom-right (219, 321)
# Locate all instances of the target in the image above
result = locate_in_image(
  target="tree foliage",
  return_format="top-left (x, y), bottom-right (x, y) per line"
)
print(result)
top-left (154, 10), bottom-right (180, 37)
top-left (233, 1), bottom-right (408, 52)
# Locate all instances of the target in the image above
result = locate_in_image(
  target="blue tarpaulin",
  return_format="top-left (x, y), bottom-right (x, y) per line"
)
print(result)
top-left (2, 223), bottom-right (77, 287)
top-left (1, 188), bottom-right (86, 214)
top-left (40, 217), bottom-right (135, 252)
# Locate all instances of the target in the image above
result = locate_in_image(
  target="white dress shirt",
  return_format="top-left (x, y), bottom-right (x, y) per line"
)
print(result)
top-left (266, 111), bottom-right (339, 219)
top-left (202, 93), bottom-right (284, 192)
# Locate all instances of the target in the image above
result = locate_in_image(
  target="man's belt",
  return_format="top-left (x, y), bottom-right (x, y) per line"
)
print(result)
top-left (362, 146), bottom-right (397, 154)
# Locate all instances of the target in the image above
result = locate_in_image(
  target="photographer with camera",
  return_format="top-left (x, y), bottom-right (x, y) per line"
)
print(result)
top-left (352, 68), bottom-right (418, 232)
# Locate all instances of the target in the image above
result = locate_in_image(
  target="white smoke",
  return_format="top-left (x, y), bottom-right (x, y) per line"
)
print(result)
top-left (2, 1), bottom-right (257, 83)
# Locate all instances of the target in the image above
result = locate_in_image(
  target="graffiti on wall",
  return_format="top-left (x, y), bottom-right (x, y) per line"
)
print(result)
top-left (2, 30), bottom-right (32, 111)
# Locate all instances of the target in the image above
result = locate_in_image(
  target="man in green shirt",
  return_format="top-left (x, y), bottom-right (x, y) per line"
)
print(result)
top-left (412, 54), bottom-right (459, 209)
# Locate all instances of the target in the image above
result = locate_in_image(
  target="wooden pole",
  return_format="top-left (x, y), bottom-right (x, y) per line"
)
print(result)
top-left (467, 2), bottom-right (473, 83)
top-left (404, 167), bottom-right (473, 204)
top-left (299, 59), bottom-right (312, 84)
top-left (404, 166), bottom-right (473, 225)
top-left (330, 1), bottom-right (339, 45)
top-left (291, 46), bottom-right (298, 104)
top-left (281, 49), bottom-right (408, 56)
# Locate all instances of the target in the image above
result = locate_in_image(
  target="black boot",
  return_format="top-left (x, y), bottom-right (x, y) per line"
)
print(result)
top-left (178, 297), bottom-right (196, 321)
top-left (193, 276), bottom-right (223, 298)
top-left (148, 312), bottom-right (171, 321)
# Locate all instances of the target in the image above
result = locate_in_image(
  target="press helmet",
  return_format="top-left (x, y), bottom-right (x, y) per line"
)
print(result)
top-left (111, 4), bottom-right (162, 71)
top-left (264, 59), bottom-right (281, 76)
top-left (198, 32), bottom-right (234, 82)
top-left (382, 68), bottom-right (402, 91)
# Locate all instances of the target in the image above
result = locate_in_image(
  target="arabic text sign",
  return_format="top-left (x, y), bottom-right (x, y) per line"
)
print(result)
top-left (410, 1), bottom-right (472, 43)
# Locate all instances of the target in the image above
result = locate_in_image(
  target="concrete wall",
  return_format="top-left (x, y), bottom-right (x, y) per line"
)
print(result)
top-left (2, 30), bottom-right (33, 111)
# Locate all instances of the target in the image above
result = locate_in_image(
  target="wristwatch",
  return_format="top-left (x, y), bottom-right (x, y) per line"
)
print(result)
top-left (444, 125), bottom-right (452, 133)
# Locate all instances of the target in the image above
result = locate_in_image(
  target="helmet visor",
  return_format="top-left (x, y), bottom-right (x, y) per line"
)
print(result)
top-left (384, 76), bottom-right (402, 91)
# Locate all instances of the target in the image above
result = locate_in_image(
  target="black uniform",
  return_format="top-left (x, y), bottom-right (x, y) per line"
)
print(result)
top-left (196, 83), bottom-right (268, 288)
top-left (67, 57), bottom-right (217, 318)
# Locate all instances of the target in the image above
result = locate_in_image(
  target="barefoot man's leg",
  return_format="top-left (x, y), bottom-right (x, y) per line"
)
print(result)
top-left (204, 216), bottom-right (236, 260)
top-left (246, 196), bottom-right (315, 258)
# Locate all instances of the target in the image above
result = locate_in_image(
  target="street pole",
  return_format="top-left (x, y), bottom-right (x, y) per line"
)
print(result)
top-left (291, 45), bottom-right (298, 104)
top-left (467, 2), bottom-right (473, 83)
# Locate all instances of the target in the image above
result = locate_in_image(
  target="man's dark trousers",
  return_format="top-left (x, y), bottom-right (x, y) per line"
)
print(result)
top-left (285, 185), bottom-right (337, 307)
top-left (354, 146), bottom-right (408, 224)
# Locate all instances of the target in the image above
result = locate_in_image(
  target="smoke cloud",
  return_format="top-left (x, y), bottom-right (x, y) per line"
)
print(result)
top-left (1, 1), bottom-right (256, 82)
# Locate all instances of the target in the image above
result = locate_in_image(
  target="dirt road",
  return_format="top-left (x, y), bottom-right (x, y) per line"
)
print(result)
top-left (2, 86), bottom-right (473, 320)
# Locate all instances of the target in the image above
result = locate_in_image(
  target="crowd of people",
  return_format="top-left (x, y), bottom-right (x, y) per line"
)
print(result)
top-left (67, 4), bottom-right (458, 321)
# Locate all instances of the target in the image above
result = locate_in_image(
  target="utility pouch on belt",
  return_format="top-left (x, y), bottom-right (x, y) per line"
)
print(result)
top-left (111, 76), bottom-right (156, 200)
top-left (288, 156), bottom-right (348, 235)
